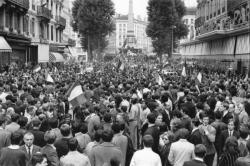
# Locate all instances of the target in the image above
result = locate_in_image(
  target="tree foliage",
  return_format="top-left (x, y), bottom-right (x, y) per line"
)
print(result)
top-left (71, 0), bottom-right (115, 61)
top-left (146, 0), bottom-right (188, 57)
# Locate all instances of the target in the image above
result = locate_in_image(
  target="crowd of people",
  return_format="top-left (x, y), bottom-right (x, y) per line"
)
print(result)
top-left (0, 60), bottom-right (249, 166)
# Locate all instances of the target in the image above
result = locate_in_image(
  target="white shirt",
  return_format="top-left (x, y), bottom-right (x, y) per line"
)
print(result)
top-left (60, 151), bottom-right (91, 166)
top-left (130, 148), bottom-right (162, 166)
top-left (25, 145), bottom-right (33, 155)
top-left (168, 139), bottom-right (195, 166)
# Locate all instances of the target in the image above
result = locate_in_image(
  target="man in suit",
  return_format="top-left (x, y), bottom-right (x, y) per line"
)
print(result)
top-left (181, 95), bottom-right (196, 119)
top-left (54, 124), bottom-right (72, 158)
top-left (20, 132), bottom-right (41, 166)
top-left (29, 119), bottom-right (46, 147)
top-left (0, 116), bottom-right (11, 149)
top-left (41, 131), bottom-right (59, 166)
top-left (168, 128), bottom-right (195, 166)
top-left (5, 113), bottom-right (20, 133)
top-left (189, 119), bottom-right (202, 146)
top-left (144, 113), bottom-right (160, 154)
top-left (183, 144), bottom-right (207, 166)
top-left (220, 120), bottom-right (239, 153)
top-left (235, 139), bottom-right (250, 166)
top-left (89, 129), bottom-right (122, 166)
top-left (211, 111), bottom-right (227, 157)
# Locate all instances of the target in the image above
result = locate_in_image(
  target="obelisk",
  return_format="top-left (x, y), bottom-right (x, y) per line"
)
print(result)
top-left (126, 0), bottom-right (136, 48)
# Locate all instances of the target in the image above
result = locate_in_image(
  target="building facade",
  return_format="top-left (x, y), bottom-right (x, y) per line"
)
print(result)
top-left (29, 0), bottom-right (66, 64)
top-left (0, 0), bottom-right (69, 66)
top-left (180, 7), bottom-right (196, 43)
top-left (180, 0), bottom-right (250, 73)
top-left (0, 0), bottom-right (30, 67)
top-left (105, 14), bottom-right (153, 55)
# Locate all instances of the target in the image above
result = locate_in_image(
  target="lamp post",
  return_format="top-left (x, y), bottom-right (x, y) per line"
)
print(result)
top-left (171, 25), bottom-right (176, 58)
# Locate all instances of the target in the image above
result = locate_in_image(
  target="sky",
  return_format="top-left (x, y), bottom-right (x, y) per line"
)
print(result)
top-left (112, 0), bottom-right (198, 18)
top-left (69, 0), bottom-right (198, 18)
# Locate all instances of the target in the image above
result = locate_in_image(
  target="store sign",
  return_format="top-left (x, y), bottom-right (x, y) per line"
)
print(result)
top-left (196, 1), bottom-right (250, 36)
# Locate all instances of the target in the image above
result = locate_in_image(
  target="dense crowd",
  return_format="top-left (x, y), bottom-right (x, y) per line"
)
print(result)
top-left (0, 61), bottom-right (249, 166)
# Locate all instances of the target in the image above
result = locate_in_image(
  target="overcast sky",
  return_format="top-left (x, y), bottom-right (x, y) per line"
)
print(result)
top-left (112, 0), bottom-right (197, 18)
top-left (69, 0), bottom-right (198, 18)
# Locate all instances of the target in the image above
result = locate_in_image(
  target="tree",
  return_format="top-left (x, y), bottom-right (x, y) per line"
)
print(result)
top-left (146, 0), bottom-right (188, 59)
top-left (72, 0), bottom-right (115, 61)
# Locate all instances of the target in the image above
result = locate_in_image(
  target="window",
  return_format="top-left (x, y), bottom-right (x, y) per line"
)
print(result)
top-left (32, 0), bottom-right (36, 10)
top-left (47, 24), bottom-right (49, 39)
top-left (56, 29), bottom-right (58, 42)
top-left (191, 19), bottom-right (194, 24)
top-left (51, 25), bottom-right (53, 41)
top-left (51, 1), bottom-right (53, 12)
top-left (31, 18), bottom-right (35, 36)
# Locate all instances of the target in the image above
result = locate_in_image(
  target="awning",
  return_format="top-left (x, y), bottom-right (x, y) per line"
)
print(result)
top-left (49, 52), bottom-right (65, 62)
top-left (0, 36), bottom-right (12, 53)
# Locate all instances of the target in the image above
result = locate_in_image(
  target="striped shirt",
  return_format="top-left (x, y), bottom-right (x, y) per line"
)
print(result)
top-left (218, 152), bottom-right (240, 166)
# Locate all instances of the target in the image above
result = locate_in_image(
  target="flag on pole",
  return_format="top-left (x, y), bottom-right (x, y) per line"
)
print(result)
top-left (197, 72), bottom-right (202, 83)
top-left (119, 63), bottom-right (125, 71)
top-left (68, 83), bottom-right (87, 107)
top-left (46, 73), bottom-right (54, 83)
top-left (195, 84), bottom-right (200, 94)
top-left (137, 90), bottom-right (143, 99)
top-left (244, 73), bottom-right (248, 82)
top-left (156, 74), bottom-right (163, 85)
top-left (33, 65), bottom-right (41, 73)
top-left (181, 66), bottom-right (186, 77)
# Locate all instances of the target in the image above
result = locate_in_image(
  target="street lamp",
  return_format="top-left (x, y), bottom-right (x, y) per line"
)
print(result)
top-left (171, 25), bottom-right (176, 58)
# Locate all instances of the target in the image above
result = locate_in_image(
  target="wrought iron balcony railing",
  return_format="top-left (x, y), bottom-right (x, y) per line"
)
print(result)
top-left (7, 0), bottom-right (29, 10)
top-left (37, 6), bottom-right (52, 20)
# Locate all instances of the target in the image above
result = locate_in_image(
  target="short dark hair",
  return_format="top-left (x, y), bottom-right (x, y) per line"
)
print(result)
top-left (11, 132), bottom-right (23, 145)
top-left (68, 138), bottom-right (78, 151)
top-left (112, 123), bottom-right (120, 134)
top-left (32, 119), bottom-right (41, 127)
top-left (31, 153), bottom-right (46, 166)
top-left (175, 128), bottom-right (190, 140)
top-left (0, 116), bottom-right (5, 126)
top-left (147, 113), bottom-right (156, 124)
top-left (104, 113), bottom-right (112, 123)
top-left (102, 130), bottom-right (113, 142)
top-left (214, 111), bottom-right (222, 120)
top-left (44, 131), bottom-right (56, 144)
top-left (18, 116), bottom-right (28, 127)
top-left (239, 127), bottom-right (249, 139)
top-left (143, 135), bottom-right (154, 148)
top-left (60, 124), bottom-right (71, 137)
top-left (194, 144), bottom-right (207, 158)
top-left (48, 118), bottom-right (58, 129)
top-left (71, 121), bottom-right (81, 134)
top-left (94, 129), bottom-right (103, 142)
top-left (11, 113), bottom-right (19, 122)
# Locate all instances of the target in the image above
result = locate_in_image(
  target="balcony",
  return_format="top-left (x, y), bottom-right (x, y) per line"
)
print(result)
top-left (7, 0), bottom-right (29, 10)
top-left (37, 6), bottom-right (52, 21)
top-left (56, 16), bottom-right (66, 30)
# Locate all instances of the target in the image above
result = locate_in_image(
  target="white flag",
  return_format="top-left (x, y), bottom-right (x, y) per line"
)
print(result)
top-left (46, 74), bottom-right (54, 83)
top-left (244, 74), bottom-right (248, 82)
top-left (197, 72), bottom-right (202, 83)
top-left (156, 74), bottom-right (163, 85)
top-left (181, 67), bottom-right (186, 77)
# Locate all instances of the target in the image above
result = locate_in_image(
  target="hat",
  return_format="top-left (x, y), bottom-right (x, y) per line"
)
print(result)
top-left (194, 144), bottom-right (207, 154)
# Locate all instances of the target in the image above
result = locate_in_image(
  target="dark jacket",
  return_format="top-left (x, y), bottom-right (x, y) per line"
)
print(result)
top-left (41, 144), bottom-right (59, 166)
top-left (189, 128), bottom-right (202, 145)
top-left (220, 130), bottom-right (239, 153)
top-left (144, 125), bottom-right (160, 154)
top-left (183, 159), bottom-right (207, 166)
top-left (30, 129), bottom-right (46, 147)
top-left (20, 145), bottom-right (41, 166)
top-left (54, 137), bottom-right (71, 158)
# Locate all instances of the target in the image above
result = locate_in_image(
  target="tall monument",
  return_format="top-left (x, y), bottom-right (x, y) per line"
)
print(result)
top-left (126, 0), bottom-right (137, 48)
